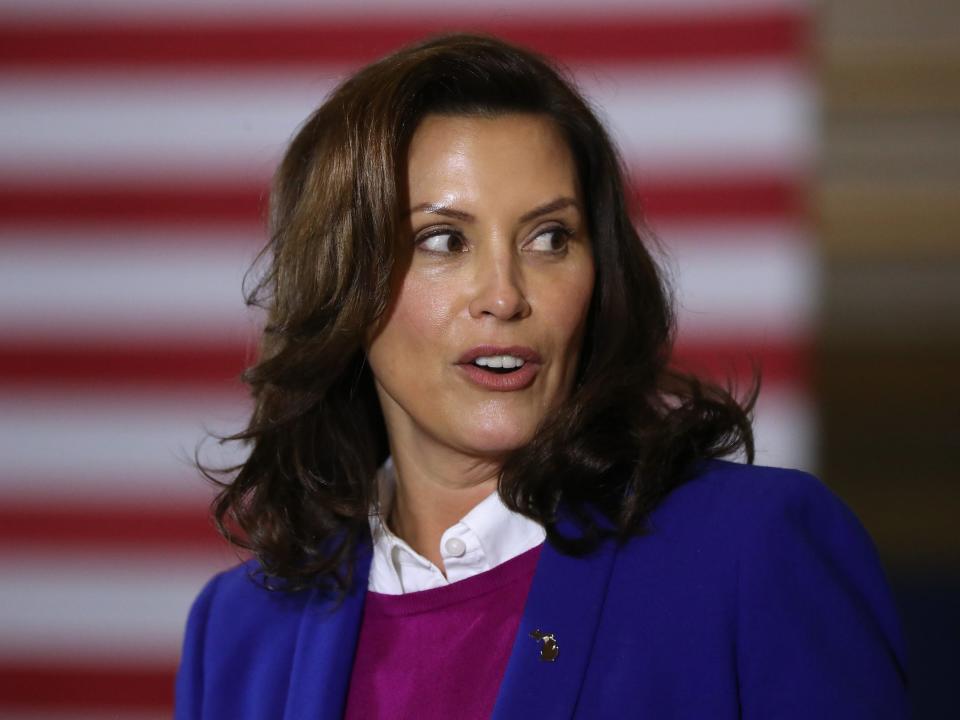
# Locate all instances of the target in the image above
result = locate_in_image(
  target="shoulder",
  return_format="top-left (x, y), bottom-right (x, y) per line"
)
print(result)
top-left (602, 460), bottom-right (848, 605)
top-left (612, 459), bottom-right (853, 561)
top-left (602, 459), bottom-right (908, 716)
top-left (658, 457), bottom-right (841, 522)
top-left (176, 560), bottom-right (323, 717)
top-left (625, 458), bottom-right (897, 604)
top-left (637, 458), bottom-right (875, 559)
top-left (179, 559), bottom-right (318, 676)
top-left (186, 559), bottom-right (315, 639)
top-left (604, 458), bottom-right (905, 653)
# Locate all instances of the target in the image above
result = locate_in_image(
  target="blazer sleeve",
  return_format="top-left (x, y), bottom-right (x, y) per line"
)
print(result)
top-left (174, 572), bottom-right (221, 720)
top-left (735, 470), bottom-right (910, 718)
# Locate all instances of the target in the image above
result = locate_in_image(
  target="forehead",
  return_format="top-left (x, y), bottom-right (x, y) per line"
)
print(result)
top-left (405, 113), bottom-right (580, 206)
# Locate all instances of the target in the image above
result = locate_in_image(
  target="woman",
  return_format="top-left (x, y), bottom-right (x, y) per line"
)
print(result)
top-left (176, 34), bottom-right (908, 718)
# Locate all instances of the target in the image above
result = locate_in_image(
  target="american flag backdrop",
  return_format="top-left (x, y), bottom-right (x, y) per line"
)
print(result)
top-left (0, 0), bottom-right (816, 715)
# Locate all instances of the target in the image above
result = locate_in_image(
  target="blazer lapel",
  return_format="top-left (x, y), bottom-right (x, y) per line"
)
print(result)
top-left (282, 540), bottom-right (373, 720)
top-left (492, 532), bottom-right (617, 719)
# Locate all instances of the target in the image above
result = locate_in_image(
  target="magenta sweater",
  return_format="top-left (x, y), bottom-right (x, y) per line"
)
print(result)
top-left (344, 543), bottom-right (543, 719)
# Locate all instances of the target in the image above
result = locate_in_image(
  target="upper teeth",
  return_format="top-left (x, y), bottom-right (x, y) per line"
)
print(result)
top-left (474, 355), bottom-right (525, 368)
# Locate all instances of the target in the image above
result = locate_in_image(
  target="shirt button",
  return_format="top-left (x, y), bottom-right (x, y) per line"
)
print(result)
top-left (444, 537), bottom-right (467, 557)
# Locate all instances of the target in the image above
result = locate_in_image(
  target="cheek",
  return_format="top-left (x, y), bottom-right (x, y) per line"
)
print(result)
top-left (368, 271), bottom-right (455, 373)
top-left (545, 264), bottom-right (595, 354)
top-left (392, 274), bottom-right (453, 345)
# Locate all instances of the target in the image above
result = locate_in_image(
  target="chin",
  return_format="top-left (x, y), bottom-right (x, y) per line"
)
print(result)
top-left (454, 419), bottom-right (538, 456)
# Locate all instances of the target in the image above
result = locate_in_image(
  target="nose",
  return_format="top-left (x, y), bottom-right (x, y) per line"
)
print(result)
top-left (467, 244), bottom-right (531, 321)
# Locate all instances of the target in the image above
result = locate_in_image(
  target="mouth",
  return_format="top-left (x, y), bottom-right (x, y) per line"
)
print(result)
top-left (455, 345), bottom-right (542, 391)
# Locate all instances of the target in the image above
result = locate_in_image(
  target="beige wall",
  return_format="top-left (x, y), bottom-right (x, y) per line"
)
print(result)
top-left (817, 0), bottom-right (960, 568)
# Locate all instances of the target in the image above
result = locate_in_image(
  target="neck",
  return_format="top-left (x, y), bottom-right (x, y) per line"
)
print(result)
top-left (385, 444), bottom-right (501, 573)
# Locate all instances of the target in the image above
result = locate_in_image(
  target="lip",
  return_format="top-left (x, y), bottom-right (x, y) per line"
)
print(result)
top-left (455, 345), bottom-right (542, 392)
top-left (456, 345), bottom-right (543, 364)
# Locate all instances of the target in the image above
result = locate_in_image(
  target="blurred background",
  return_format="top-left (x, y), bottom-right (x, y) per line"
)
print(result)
top-left (0, 0), bottom-right (955, 716)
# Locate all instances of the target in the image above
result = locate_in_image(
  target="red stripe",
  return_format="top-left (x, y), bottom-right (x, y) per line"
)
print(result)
top-left (0, 504), bottom-right (221, 550)
top-left (0, 663), bottom-right (173, 710)
top-left (634, 176), bottom-right (805, 222)
top-left (0, 12), bottom-right (807, 68)
top-left (0, 338), bottom-right (808, 387)
top-left (0, 181), bottom-right (269, 226)
top-left (0, 175), bottom-right (801, 227)
top-left (0, 340), bottom-right (251, 387)
top-left (672, 338), bottom-right (811, 387)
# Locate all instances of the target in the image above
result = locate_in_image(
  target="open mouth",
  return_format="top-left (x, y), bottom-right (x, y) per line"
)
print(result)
top-left (459, 360), bottom-right (539, 390)
top-left (477, 366), bottom-right (521, 374)
top-left (470, 355), bottom-right (527, 374)
top-left (456, 348), bottom-right (541, 391)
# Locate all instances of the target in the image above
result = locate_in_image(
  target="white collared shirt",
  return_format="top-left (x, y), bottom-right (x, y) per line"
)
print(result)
top-left (367, 456), bottom-right (547, 594)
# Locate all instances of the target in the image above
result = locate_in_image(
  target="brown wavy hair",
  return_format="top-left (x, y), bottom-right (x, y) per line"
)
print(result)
top-left (205, 33), bottom-right (756, 594)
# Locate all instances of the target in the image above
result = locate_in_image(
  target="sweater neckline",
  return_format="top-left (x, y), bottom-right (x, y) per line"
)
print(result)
top-left (362, 542), bottom-right (543, 617)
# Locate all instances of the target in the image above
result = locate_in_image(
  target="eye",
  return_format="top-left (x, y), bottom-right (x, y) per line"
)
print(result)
top-left (527, 225), bottom-right (573, 253)
top-left (416, 229), bottom-right (467, 254)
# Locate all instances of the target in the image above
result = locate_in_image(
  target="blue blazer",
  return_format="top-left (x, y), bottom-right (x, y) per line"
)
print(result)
top-left (175, 460), bottom-right (909, 718)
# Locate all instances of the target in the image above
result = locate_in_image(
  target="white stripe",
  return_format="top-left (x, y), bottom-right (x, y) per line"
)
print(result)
top-left (719, 382), bottom-right (815, 472)
top-left (0, 71), bottom-right (334, 183)
top-left (0, 63), bottom-right (812, 183)
top-left (655, 222), bottom-right (818, 339)
top-left (0, 222), bottom-right (812, 343)
top-left (0, 549), bottom-right (234, 663)
top-left (580, 64), bottom-right (814, 177)
top-left (751, 382), bottom-right (816, 472)
top-left (0, 389), bottom-right (249, 504)
top-left (0, 228), bottom-right (261, 342)
top-left (0, 0), bottom-right (809, 22)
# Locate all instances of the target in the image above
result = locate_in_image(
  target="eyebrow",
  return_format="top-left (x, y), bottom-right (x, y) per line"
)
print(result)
top-left (407, 196), bottom-right (580, 223)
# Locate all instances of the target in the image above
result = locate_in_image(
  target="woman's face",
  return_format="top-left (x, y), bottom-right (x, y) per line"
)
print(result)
top-left (365, 113), bottom-right (595, 462)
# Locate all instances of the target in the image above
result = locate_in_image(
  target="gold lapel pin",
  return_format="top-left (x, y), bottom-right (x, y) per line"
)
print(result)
top-left (529, 629), bottom-right (559, 662)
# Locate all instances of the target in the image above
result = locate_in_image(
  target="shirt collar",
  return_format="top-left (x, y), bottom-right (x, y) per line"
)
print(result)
top-left (367, 456), bottom-right (545, 594)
